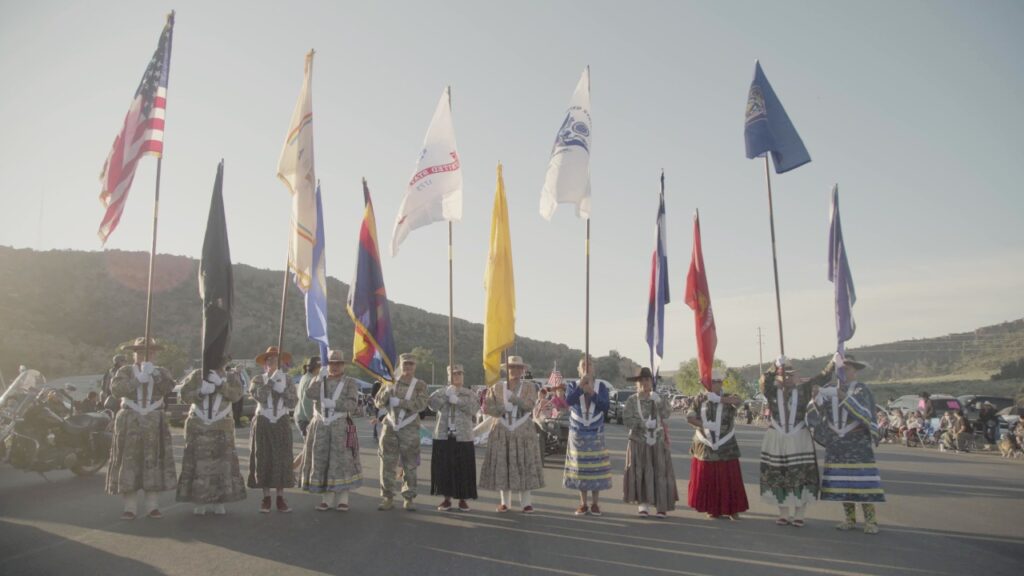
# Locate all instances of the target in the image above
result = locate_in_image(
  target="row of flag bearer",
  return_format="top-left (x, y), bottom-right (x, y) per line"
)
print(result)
top-left (98, 13), bottom-right (884, 534)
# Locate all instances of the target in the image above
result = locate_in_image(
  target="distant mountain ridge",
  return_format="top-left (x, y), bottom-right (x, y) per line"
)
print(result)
top-left (0, 247), bottom-right (599, 383)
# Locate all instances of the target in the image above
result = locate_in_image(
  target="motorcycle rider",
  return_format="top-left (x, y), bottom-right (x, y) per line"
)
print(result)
top-left (101, 354), bottom-right (128, 411)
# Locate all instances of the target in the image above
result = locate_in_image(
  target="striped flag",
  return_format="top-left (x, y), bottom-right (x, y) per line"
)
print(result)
top-left (347, 180), bottom-right (397, 382)
top-left (645, 171), bottom-right (670, 376)
top-left (547, 364), bottom-right (563, 390)
top-left (97, 12), bottom-right (174, 244)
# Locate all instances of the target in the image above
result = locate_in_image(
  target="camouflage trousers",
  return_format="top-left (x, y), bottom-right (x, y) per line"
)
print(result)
top-left (379, 424), bottom-right (421, 500)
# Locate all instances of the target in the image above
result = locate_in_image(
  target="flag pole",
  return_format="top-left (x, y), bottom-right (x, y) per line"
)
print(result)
top-left (277, 252), bottom-right (289, 365)
top-left (764, 156), bottom-right (786, 357)
top-left (448, 221), bottom-right (454, 382)
top-left (142, 157), bottom-right (164, 362)
top-left (585, 218), bottom-right (591, 374)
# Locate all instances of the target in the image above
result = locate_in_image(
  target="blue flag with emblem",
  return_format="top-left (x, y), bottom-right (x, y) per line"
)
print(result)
top-left (304, 183), bottom-right (329, 363)
top-left (744, 60), bottom-right (811, 174)
top-left (828, 184), bottom-right (855, 354)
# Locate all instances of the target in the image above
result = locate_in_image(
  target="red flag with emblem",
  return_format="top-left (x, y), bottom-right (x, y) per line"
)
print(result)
top-left (684, 211), bottom-right (717, 391)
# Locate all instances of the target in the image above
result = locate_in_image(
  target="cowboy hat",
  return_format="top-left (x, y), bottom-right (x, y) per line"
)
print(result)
top-left (500, 355), bottom-right (530, 370)
top-left (122, 337), bottom-right (164, 352)
top-left (255, 346), bottom-right (292, 366)
top-left (626, 367), bottom-right (654, 382)
top-left (841, 354), bottom-right (870, 370)
top-left (327, 349), bottom-right (346, 364)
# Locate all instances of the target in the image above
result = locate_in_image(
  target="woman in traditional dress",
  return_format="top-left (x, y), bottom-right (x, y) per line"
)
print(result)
top-left (299, 350), bottom-right (362, 511)
top-left (686, 369), bottom-right (748, 520)
top-left (564, 354), bottom-right (613, 516)
top-left (106, 337), bottom-right (178, 520)
top-left (478, 355), bottom-right (545, 513)
top-left (759, 356), bottom-right (834, 527)
top-left (247, 346), bottom-right (297, 513)
top-left (427, 364), bottom-right (479, 512)
top-left (622, 367), bottom-right (677, 518)
top-left (808, 354), bottom-right (885, 534)
top-left (175, 361), bottom-right (247, 515)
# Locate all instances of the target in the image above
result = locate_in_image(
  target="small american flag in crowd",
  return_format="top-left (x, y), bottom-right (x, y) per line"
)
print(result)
top-left (98, 12), bottom-right (174, 243)
top-left (547, 364), bottom-right (563, 389)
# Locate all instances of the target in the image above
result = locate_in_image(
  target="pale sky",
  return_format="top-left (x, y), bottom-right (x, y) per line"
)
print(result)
top-left (1, 1), bottom-right (1022, 370)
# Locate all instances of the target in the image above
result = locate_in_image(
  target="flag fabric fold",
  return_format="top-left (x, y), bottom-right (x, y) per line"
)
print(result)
top-left (828, 184), bottom-right (856, 354)
top-left (199, 161), bottom-right (233, 376)
top-left (540, 66), bottom-right (592, 220)
top-left (278, 50), bottom-right (317, 291)
top-left (390, 87), bottom-right (462, 256)
top-left (347, 180), bottom-right (397, 382)
top-left (97, 12), bottom-right (174, 244)
top-left (684, 212), bottom-right (717, 390)
top-left (483, 164), bottom-right (516, 385)
top-left (305, 183), bottom-right (329, 362)
top-left (744, 60), bottom-right (811, 174)
top-left (645, 172), bottom-right (670, 376)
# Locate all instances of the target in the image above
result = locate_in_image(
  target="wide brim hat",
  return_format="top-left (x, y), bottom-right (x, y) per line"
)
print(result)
top-left (122, 337), bottom-right (164, 352)
top-left (255, 346), bottom-right (293, 366)
top-left (842, 354), bottom-right (870, 370)
top-left (626, 367), bottom-right (654, 382)
top-left (500, 355), bottom-right (530, 370)
top-left (327, 349), bottom-right (346, 364)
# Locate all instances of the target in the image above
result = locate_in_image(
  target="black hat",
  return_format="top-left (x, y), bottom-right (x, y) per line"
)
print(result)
top-left (626, 367), bottom-right (654, 382)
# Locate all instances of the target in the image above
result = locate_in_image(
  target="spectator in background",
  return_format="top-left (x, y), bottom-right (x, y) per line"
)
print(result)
top-left (919, 392), bottom-right (935, 422)
top-left (978, 402), bottom-right (999, 450)
top-left (876, 410), bottom-right (891, 443)
top-left (79, 391), bottom-right (101, 413)
top-left (891, 409), bottom-right (907, 442)
top-left (905, 411), bottom-right (924, 446)
top-left (101, 354), bottom-right (128, 412)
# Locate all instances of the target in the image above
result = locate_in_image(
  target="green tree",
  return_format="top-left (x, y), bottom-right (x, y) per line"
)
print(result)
top-left (673, 358), bottom-right (749, 398)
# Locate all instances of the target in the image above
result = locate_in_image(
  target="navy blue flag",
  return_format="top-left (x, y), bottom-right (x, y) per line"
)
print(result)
top-left (828, 184), bottom-right (856, 353)
top-left (744, 60), bottom-right (811, 174)
top-left (645, 171), bottom-right (670, 376)
top-left (199, 161), bottom-right (233, 376)
top-left (305, 183), bottom-right (330, 363)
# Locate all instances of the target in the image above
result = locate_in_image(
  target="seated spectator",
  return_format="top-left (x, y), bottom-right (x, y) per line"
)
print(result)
top-left (905, 411), bottom-right (924, 445)
top-left (876, 410), bottom-right (891, 443)
top-left (77, 391), bottom-right (101, 413)
top-left (941, 410), bottom-right (970, 453)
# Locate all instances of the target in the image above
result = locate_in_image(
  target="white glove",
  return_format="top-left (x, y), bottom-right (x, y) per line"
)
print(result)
top-left (775, 356), bottom-right (787, 369)
top-left (650, 392), bottom-right (661, 402)
top-left (447, 394), bottom-right (459, 405)
top-left (141, 362), bottom-right (155, 375)
top-left (206, 371), bottom-right (223, 386)
top-left (645, 420), bottom-right (657, 430)
top-left (503, 401), bottom-right (514, 413)
top-left (322, 398), bottom-right (336, 410)
top-left (271, 373), bottom-right (286, 394)
top-left (200, 381), bottom-right (216, 395)
top-left (389, 397), bottom-right (401, 408)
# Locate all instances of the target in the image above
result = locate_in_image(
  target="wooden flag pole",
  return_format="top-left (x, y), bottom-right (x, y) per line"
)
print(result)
top-left (142, 157), bottom-right (164, 362)
top-left (276, 252), bottom-right (289, 367)
top-left (585, 218), bottom-right (591, 375)
top-left (764, 156), bottom-right (786, 357)
top-left (448, 221), bottom-right (454, 383)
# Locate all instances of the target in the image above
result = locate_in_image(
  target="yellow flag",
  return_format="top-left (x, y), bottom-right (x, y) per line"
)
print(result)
top-left (483, 163), bottom-right (515, 385)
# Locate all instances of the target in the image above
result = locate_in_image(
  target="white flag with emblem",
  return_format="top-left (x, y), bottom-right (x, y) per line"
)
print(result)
top-left (277, 50), bottom-right (317, 291)
top-left (391, 86), bottom-right (463, 256)
top-left (540, 66), bottom-right (591, 221)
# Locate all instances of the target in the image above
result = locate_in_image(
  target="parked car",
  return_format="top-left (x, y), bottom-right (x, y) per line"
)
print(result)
top-left (609, 390), bottom-right (637, 424)
top-left (887, 394), bottom-right (961, 417)
top-left (997, 405), bottom-right (1024, 434)
top-left (958, 395), bottom-right (1014, 430)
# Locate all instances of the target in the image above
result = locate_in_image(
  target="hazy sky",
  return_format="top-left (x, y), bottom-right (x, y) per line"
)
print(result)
top-left (1, 1), bottom-right (1022, 371)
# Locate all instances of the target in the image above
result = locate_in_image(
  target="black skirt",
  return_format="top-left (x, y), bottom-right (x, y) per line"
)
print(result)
top-left (430, 437), bottom-right (478, 500)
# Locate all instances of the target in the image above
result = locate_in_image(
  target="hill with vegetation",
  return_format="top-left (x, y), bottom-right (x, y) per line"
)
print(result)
top-left (0, 247), bottom-right (639, 385)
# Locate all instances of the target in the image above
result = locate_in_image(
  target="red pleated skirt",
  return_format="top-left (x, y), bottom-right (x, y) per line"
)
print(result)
top-left (688, 458), bottom-right (749, 516)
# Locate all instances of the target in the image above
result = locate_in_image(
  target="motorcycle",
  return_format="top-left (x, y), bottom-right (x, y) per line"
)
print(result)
top-left (0, 369), bottom-right (112, 477)
top-left (536, 412), bottom-right (570, 459)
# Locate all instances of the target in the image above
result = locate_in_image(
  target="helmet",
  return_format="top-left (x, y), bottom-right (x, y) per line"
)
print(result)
top-left (112, 354), bottom-right (127, 365)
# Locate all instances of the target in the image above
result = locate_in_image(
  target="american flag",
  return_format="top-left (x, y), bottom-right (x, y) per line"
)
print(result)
top-left (547, 365), bottom-right (563, 389)
top-left (98, 12), bottom-right (174, 244)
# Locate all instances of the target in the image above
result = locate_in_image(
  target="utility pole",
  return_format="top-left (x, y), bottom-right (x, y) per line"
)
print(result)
top-left (756, 327), bottom-right (765, 376)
